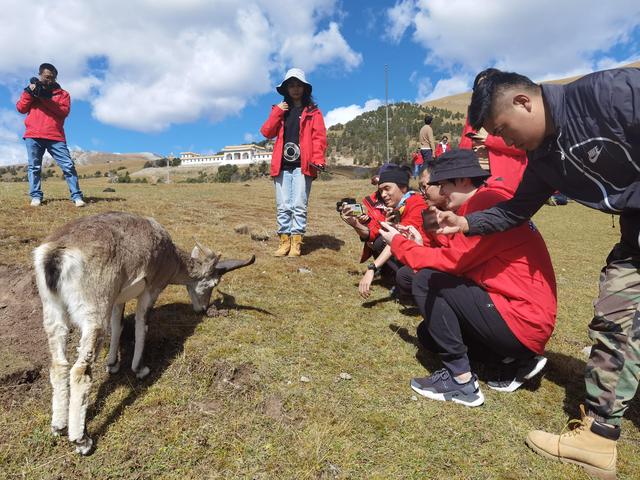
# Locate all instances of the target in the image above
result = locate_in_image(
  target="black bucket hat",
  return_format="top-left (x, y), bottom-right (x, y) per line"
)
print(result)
top-left (428, 149), bottom-right (491, 185)
top-left (379, 164), bottom-right (410, 186)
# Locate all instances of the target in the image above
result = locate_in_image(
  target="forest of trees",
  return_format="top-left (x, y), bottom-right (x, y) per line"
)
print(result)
top-left (326, 102), bottom-right (465, 166)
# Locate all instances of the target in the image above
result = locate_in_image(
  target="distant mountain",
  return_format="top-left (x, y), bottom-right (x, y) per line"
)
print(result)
top-left (70, 150), bottom-right (162, 165)
top-left (326, 102), bottom-right (464, 166)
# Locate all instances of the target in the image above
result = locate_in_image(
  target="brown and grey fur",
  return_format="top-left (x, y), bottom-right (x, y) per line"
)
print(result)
top-left (33, 211), bottom-right (255, 455)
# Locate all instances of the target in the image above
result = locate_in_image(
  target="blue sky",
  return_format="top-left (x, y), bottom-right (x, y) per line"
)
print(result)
top-left (0, 0), bottom-right (639, 165)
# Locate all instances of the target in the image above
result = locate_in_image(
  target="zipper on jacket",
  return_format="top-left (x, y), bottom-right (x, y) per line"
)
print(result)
top-left (555, 130), bottom-right (568, 176)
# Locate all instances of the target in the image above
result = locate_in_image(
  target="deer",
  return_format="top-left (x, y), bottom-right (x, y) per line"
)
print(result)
top-left (33, 211), bottom-right (255, 455)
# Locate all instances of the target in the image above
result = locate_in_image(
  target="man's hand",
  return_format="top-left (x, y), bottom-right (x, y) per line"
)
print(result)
top-left (435, 210), bottom-right (469, 235)
top-left (378, 221), bottom-right (400, 244)
top-left (277, 101), bottom-right (289, 111)
top-left (359, 269), bottom-right (375, 298)
top-left (397, 224), bottom-right (423, 245)
top-left (422, 206), bottom-right (440, 231)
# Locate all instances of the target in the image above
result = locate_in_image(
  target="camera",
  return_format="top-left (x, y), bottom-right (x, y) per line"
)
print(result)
top-left (25, 77), bottom-right (53, 99)
top-left (336, 197), bottom-right (356, 212)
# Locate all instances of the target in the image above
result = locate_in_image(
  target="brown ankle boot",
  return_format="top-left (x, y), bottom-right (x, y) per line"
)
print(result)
top-left (288, 234), bottom-right (303, 256)
top-left (525, 405), bottom-right (618, 480)
top-left (274, 234), bottom-right (291, 257)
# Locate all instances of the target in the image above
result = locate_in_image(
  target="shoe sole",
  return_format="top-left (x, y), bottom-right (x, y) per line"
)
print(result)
top-left (410, 382), bottom-right (485, 407)
top-left (525, 436), bottom-right (616, 480)
top-left (488, 356), bottom-right (547, 393)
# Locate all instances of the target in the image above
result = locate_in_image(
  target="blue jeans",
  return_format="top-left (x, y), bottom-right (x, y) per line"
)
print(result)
top-left (274, 168), bottom-right (312, 235)
top-left (25, 138), bottom-right (83, 201)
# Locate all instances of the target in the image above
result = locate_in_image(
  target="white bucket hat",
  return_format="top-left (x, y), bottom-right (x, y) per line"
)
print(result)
top-left (276, 68), bottom-right (312, 95)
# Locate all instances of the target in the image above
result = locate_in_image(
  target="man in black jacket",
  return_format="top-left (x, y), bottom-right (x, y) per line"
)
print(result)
top-left (433, 67), bottom-right (640, 479)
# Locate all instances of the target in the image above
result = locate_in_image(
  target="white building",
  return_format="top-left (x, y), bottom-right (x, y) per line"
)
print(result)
top-left (180, 144), bottom-right (272, 167)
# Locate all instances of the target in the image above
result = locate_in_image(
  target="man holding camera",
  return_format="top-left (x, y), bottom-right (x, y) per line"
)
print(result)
top-left (16, 63), bottom-right (84, 207)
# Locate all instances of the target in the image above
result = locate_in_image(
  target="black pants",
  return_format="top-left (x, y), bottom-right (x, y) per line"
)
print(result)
top-left (372, 236), bottom-right (403, 277)
top-left (409, 268), bottom-right (533, 375)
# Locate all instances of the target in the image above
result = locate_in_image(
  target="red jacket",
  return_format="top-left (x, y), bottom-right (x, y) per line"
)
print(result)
top-left (435, 142), bottom-right (449, 158)
top-left (390, 184), bottom-right (557, 355)
top-left (360, 192), bottom-right (445, 262)
top-left (412, 151), bottom-right (423, 166)
top-left (483, 135), bottom-right (528, 193)
top-left (459, 118), bottom-right (527, 193)
top-left (260, 105), bottom-right (327, 178)
top-left (16, 86), bottom-right (70, 142)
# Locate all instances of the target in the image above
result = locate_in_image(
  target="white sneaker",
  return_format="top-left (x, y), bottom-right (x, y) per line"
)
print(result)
top-left (74, 199), bottom-right (86, 207)
top-left (30, 198), bottom-right (41, 207)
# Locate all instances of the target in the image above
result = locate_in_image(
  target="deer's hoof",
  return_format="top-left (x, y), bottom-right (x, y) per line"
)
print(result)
top-left (72, 435), bottom-right (94, 456)
top-left (51, 425), bottom-right (67, 437)
top-left (106, 360), bottom-right (120, 374)
top-left (135, 366), bottom-right (150, 379)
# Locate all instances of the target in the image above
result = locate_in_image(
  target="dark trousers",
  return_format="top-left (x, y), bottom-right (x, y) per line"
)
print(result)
top-left (372, 236), bottom-right (403, 278)
top-left (409, 268), bottom-right (533, 375)
top-left (420, 148), bottom-right (433, 164)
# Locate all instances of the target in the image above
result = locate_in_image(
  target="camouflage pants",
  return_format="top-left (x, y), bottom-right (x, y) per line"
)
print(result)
top-left (586, 242), bottom-right (640, 426)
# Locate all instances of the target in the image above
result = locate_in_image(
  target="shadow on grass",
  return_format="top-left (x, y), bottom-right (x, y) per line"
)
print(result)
top-left (544, 350), bottom-right (640, 429)
top-left (388, 324), bottom-right (441, 373)
top-left (303, 234), bottom-right (344, 254)
top-left (214, 290), bottom-right (274, 316)
top-left (43, 196), bottom-right (126, 205)
top-left (88, 303), bottom-right (201, 446)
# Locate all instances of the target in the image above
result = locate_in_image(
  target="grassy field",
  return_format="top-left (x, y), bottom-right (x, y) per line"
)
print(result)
top-left (0, 175), bottom-right (639, 479)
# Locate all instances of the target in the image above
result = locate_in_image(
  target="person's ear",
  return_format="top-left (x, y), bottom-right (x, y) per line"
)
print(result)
top-left (513, 93), bottom-right (533, 112)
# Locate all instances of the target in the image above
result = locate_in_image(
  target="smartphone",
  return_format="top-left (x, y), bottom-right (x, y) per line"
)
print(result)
top-left (345, 203), bottom-right (364, 216)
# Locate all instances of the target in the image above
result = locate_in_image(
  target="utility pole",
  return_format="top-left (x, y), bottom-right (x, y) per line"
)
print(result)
top-left (385, 64), bottom-right (390, 163)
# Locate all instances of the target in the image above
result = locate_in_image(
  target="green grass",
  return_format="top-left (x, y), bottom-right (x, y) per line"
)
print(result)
top-left (0, 176), bottom-right (638, 479)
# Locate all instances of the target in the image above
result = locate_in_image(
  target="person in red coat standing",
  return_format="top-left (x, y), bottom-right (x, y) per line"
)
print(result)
top-left (434, 134), bottom-right (449, 158)
top-left (16, 63), bottom-right (84, 207)
top-left (260, 68), bottom-right (326, 257)
top-left (379, 149), bottom-right (556, 407)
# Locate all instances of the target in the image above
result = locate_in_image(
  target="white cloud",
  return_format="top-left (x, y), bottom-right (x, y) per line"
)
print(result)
top-left (417, 74), bottom-right (471, 102)
top-left (324, 99), bottom-right (383, 128)
top-left (391, 0), bottom-right (640, 100)
top-left (0, 0), bottom-right (361, 133)
top-left (385, 0), bottom-right (417, 43)
top-left (0, 109), bottom-right (26, 165)
top-left (244, 132), bottom-right (259, 143)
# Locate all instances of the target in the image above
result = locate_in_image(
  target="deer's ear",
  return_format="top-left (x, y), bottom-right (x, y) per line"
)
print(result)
top-left (191, 245), bottom-right (202, 259)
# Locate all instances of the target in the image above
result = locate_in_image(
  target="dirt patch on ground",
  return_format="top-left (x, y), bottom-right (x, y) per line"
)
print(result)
top-left (0, 264), bottom-right (48, 390)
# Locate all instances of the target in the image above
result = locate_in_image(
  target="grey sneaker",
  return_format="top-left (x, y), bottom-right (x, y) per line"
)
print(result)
top-left (410, 368), bottom-right (484, 407)
top-left (487, 355), bottom-right (547, 392)
top-left (74, 198), bottom-right (86, 207)
top-left (30, 198), bottom-right (41, 207)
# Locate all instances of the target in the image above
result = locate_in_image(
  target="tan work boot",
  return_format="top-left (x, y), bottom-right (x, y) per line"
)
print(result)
top-left (274, 234), bottom-right (291, 257)
top-left (288, 234), bottom-right (303, 257)
top-left (525, 405), bottom-right (618, 480)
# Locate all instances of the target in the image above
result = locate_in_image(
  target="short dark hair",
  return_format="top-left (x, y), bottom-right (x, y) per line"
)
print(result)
top-left (468, 68), bottom-right (538, 130)
top-left (424, 115), bottom-right (433, 125)
top-left (447, 177), bottom-right (486, 188)
top-left (39, 63), bottom-right (58, 76)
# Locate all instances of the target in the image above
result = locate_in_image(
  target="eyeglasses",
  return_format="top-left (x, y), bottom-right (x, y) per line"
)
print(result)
top-left (419, 185), bottom-right (434, 195)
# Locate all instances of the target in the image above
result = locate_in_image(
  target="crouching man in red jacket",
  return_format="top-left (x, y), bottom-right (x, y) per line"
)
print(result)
top-left (378, 149), bottom-right (557, 407)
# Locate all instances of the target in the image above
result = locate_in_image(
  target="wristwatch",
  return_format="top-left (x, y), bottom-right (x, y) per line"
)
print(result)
top-left (367, 262), bottom-right (378, 273)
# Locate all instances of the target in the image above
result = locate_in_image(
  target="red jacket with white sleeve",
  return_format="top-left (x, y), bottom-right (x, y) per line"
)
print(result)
top-left (260, 105), bottom-right (327, 178)
top-left (390, 183), bottom-right (557, 355)
top-left (16, 85), bottom-right (70, 142)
